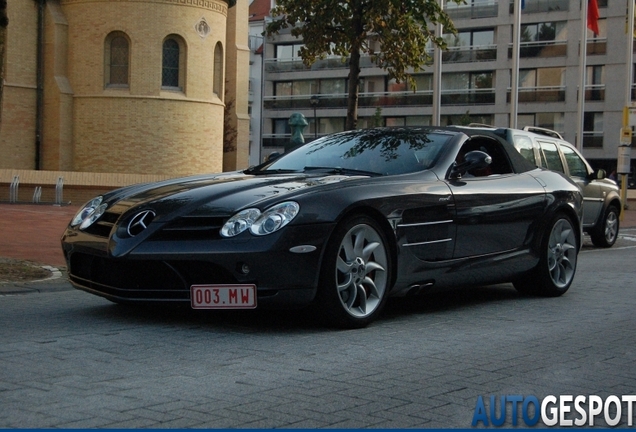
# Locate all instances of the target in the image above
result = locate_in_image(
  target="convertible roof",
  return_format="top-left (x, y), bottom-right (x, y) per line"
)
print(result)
top-left (444, 126), bottom-right (538, 174)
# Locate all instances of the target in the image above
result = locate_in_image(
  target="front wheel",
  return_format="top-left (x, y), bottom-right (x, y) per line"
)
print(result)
top-left (315, 215), bottom-right (392, 329)
top-left (514, 213), bottom-right (578, 297)
top-left (590, 205), bottom-right (619, 248)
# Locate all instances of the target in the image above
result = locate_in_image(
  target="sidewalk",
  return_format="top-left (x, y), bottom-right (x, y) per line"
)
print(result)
top-left (1, 201), bottom-right (636, 269)
top-left (0, 204), bottom-right (79, 267)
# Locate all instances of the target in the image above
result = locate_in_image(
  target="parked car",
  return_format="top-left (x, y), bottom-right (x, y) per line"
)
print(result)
top-left (463, 125), bottom-right (622, 248)
top-left (61, 127), bottom-right (583, 328)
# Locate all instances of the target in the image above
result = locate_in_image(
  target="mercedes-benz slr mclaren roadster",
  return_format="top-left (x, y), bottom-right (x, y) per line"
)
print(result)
top-left (61, 127), bottom-right (583, 328)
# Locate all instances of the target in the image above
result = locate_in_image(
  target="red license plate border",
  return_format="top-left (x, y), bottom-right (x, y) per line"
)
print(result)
top-left (190, 284), bottom-right (257, 310)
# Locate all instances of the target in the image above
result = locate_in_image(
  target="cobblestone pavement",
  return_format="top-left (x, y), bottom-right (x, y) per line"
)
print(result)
top-left (0, 234), bottom-right (635, 428)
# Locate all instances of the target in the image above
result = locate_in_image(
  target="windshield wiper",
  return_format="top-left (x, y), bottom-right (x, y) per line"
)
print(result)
top-left (303, 166), bottom-right (381, 176)
top-left (247, 168), bottom-right (300, 175)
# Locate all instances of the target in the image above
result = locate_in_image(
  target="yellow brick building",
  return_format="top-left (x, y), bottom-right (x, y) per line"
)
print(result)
top-left (0, 0), bottom-right (249, 177)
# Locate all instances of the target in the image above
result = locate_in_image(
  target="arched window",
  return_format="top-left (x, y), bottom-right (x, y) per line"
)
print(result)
top-left (213, 42), bottom-right (224, 98)
top-left (162, 39), bottom-right (180, 88)
top-left (104, 32), bottom-right (130, 87)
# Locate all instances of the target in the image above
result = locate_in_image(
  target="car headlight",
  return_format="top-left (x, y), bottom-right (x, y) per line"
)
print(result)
top-left (250, 202), bottom-right (300, 236)
top-left (79, 203), bottom-right (108, 230)
top-left (220, 202), bottom-right (300, 238)
top-left (220, 208), bottom-right (261, 237)
top-left (70, 196), bottom-right (105, 228)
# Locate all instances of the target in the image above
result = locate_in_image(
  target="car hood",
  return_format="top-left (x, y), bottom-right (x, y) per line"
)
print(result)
top-left (104, 171), bottom-right (369, 221)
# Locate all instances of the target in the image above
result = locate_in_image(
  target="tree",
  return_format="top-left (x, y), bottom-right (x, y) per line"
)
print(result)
top-left (266, 0), bottom-right (461, 130)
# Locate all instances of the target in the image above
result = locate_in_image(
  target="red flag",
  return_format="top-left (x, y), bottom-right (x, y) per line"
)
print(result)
top-left (587, 0), bottom-right (600, 35)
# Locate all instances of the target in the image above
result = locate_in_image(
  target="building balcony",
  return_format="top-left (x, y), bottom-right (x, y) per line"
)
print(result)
top-left (441, 45), bottom-right (497, 63)
top-left (445, 1), bottom-right (499, 20)
top-left (264, 55), bottom-right (378, 73)
top-left (508, 40), bottom-right (567, 59)
top-left (506, 86), bottom-right (566, 103)
top-left (508, 0), bottom-right (569, 14)
top-left (587, 38), bottom-right (607, 55)
top-left (583, 132), bottom-right (603, 148)
top-left (585, 85), bottom-right (605, 102)
top-left (263, 89), bottom-right (496, 110)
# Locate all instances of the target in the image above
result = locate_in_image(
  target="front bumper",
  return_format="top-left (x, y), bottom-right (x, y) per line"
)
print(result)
top-left (62, 223), bottom-right (335, 308)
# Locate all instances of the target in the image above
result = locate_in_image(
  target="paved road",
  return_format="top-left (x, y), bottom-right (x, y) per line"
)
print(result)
top-left (1, 232), bottom-right (635, 428)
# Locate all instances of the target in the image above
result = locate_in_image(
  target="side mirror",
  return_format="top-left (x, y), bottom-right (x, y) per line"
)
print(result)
top-left (450, 150), bottom-right (492, 179)
top-left (596, 169), bottom-right (606, 180)
top-left (265, 152), bottom-right (281, 162)
top-left (589, 168), bottom-right (606, 181)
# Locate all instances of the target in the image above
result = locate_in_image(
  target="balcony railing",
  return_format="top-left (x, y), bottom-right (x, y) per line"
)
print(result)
top-left (583, 132), bottom-right (603, 148)
top-left (508, 40), bottom-right (567, 58)
top-left (445, 1), bottom-right (498, 20)
top-left (585, 85), bottom-right (605, 102)
top-left (441, 45), bottom-right (497, 63)
top-left (265, 55), bottom-right (378, 73)
top-left (509, 0), bottom-right (569, 13)
top-left (587, 39), bottom-right (607, 55)
top-left (264, 89), bottom-right (496, 110)
top-left (506, 86), bottom-right (566, 103)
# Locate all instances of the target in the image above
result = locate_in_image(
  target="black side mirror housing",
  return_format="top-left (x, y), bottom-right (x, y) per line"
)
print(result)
top-left (450, 150), bottom-right (492, 179)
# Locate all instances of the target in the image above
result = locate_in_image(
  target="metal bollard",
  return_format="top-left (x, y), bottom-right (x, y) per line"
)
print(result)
top-left (9, 175), bottom-right (19, 203)
top-left (55, 177), bottom-right (64, 205)
top-left (33, 186), bottom-right (42, 203)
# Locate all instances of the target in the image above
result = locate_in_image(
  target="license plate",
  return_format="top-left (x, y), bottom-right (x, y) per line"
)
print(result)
top-left (190, 284), bottom-right (257, 309)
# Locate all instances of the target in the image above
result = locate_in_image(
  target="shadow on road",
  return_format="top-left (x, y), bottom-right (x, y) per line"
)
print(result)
top-left (71, 283), bottom-right (542, 333)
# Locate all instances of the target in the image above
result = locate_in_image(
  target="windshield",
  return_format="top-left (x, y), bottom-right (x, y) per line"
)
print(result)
top-left (259, 128), bottom-right (452, 176)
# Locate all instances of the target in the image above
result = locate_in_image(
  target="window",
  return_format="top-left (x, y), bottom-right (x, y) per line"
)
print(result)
top-left (513, 135), bottom-right (537, 166)
top-left (162, 36), bottom-right (185, 90)
top-left (560, 145), bottom-right (589, 178)
top-left (518, 113), bottom-right (565, 133)
top-left (275, 79), bottom-right (346, 96)
top-left (276, 44), bottom-right (304, 60)
top-left (104, 32), bottom-right (130, 87)
top-left (521, 22), bottom-right (567, 43)
top-left (519, 67), bottom-right (565, 88)
top-left (214, 42), bottom-right (224, 98)
top-left (446, 29), bottom-right (494, 47)
top-left (539, 142), bottom-right (565, 173)
top-left (583, 112), bottom-right (604, 148)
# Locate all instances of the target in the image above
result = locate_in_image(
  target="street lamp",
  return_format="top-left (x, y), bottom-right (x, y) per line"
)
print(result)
top-left (309, 95), bottom-right (320, 139)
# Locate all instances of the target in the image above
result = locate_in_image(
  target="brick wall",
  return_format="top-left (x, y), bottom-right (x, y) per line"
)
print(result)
top-left (0, 0), bottom-right (248, 177)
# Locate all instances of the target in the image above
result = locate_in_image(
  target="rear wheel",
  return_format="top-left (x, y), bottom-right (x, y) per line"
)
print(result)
top-left (316, 215), bottom-right (391, 329)
top-left (590, 205), bottom-right (619, 248)
top-left (514, 213), bottom-right (578, 297)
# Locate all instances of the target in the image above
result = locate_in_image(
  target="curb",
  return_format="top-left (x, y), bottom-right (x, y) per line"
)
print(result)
top-left (0, 264), bottom-right (68, 295)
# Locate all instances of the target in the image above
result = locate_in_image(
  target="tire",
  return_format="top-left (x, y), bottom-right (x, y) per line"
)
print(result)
top-left (590, 205), bottom-right (619, 248)
top-left (514, 213), bottom-right (578, 297)
top-left (315, 215), bottom-right (392, 329)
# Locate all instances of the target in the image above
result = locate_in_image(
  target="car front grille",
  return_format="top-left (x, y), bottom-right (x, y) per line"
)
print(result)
top-left (150, 215), bottom-right (227, 241)
top-left (68, 252), bottom-right (238, 301)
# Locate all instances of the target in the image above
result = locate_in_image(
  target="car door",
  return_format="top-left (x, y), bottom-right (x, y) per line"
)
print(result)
top-left (559, 143), bottom-right (602, 227)
top-left (447, 138), bottom-right (547, 258)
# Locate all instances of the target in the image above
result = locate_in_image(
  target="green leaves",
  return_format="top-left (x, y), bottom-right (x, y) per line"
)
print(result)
top-left (265, 0), bottom-right (462, 128)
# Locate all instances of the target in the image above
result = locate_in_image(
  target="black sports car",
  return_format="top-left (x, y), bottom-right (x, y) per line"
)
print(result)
top-left (62, 127), bottom-right (583, 328)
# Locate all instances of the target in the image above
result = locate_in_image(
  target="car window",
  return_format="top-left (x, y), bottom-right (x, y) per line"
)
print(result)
top-left (513, 135), bottom-right (537, 166)
top-left (265, 128), bottom-right (452, 176)
top-left (560, 144), bottom-right (589, 178)
top-left (456, 136), bottom-right (514, 176)
top-left (538, 141), bottom-right (565, 173)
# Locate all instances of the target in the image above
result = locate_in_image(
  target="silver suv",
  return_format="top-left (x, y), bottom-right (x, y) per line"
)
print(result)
top-left (466, 125), bottom-right (622, 247)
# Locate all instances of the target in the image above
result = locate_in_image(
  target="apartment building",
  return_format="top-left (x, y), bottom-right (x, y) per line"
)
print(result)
top-left (257, 0), bottom-right (634, 172)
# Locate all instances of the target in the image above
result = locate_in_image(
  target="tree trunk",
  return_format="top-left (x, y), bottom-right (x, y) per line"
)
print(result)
top-left (346, 48), bottom-right (361, 131)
